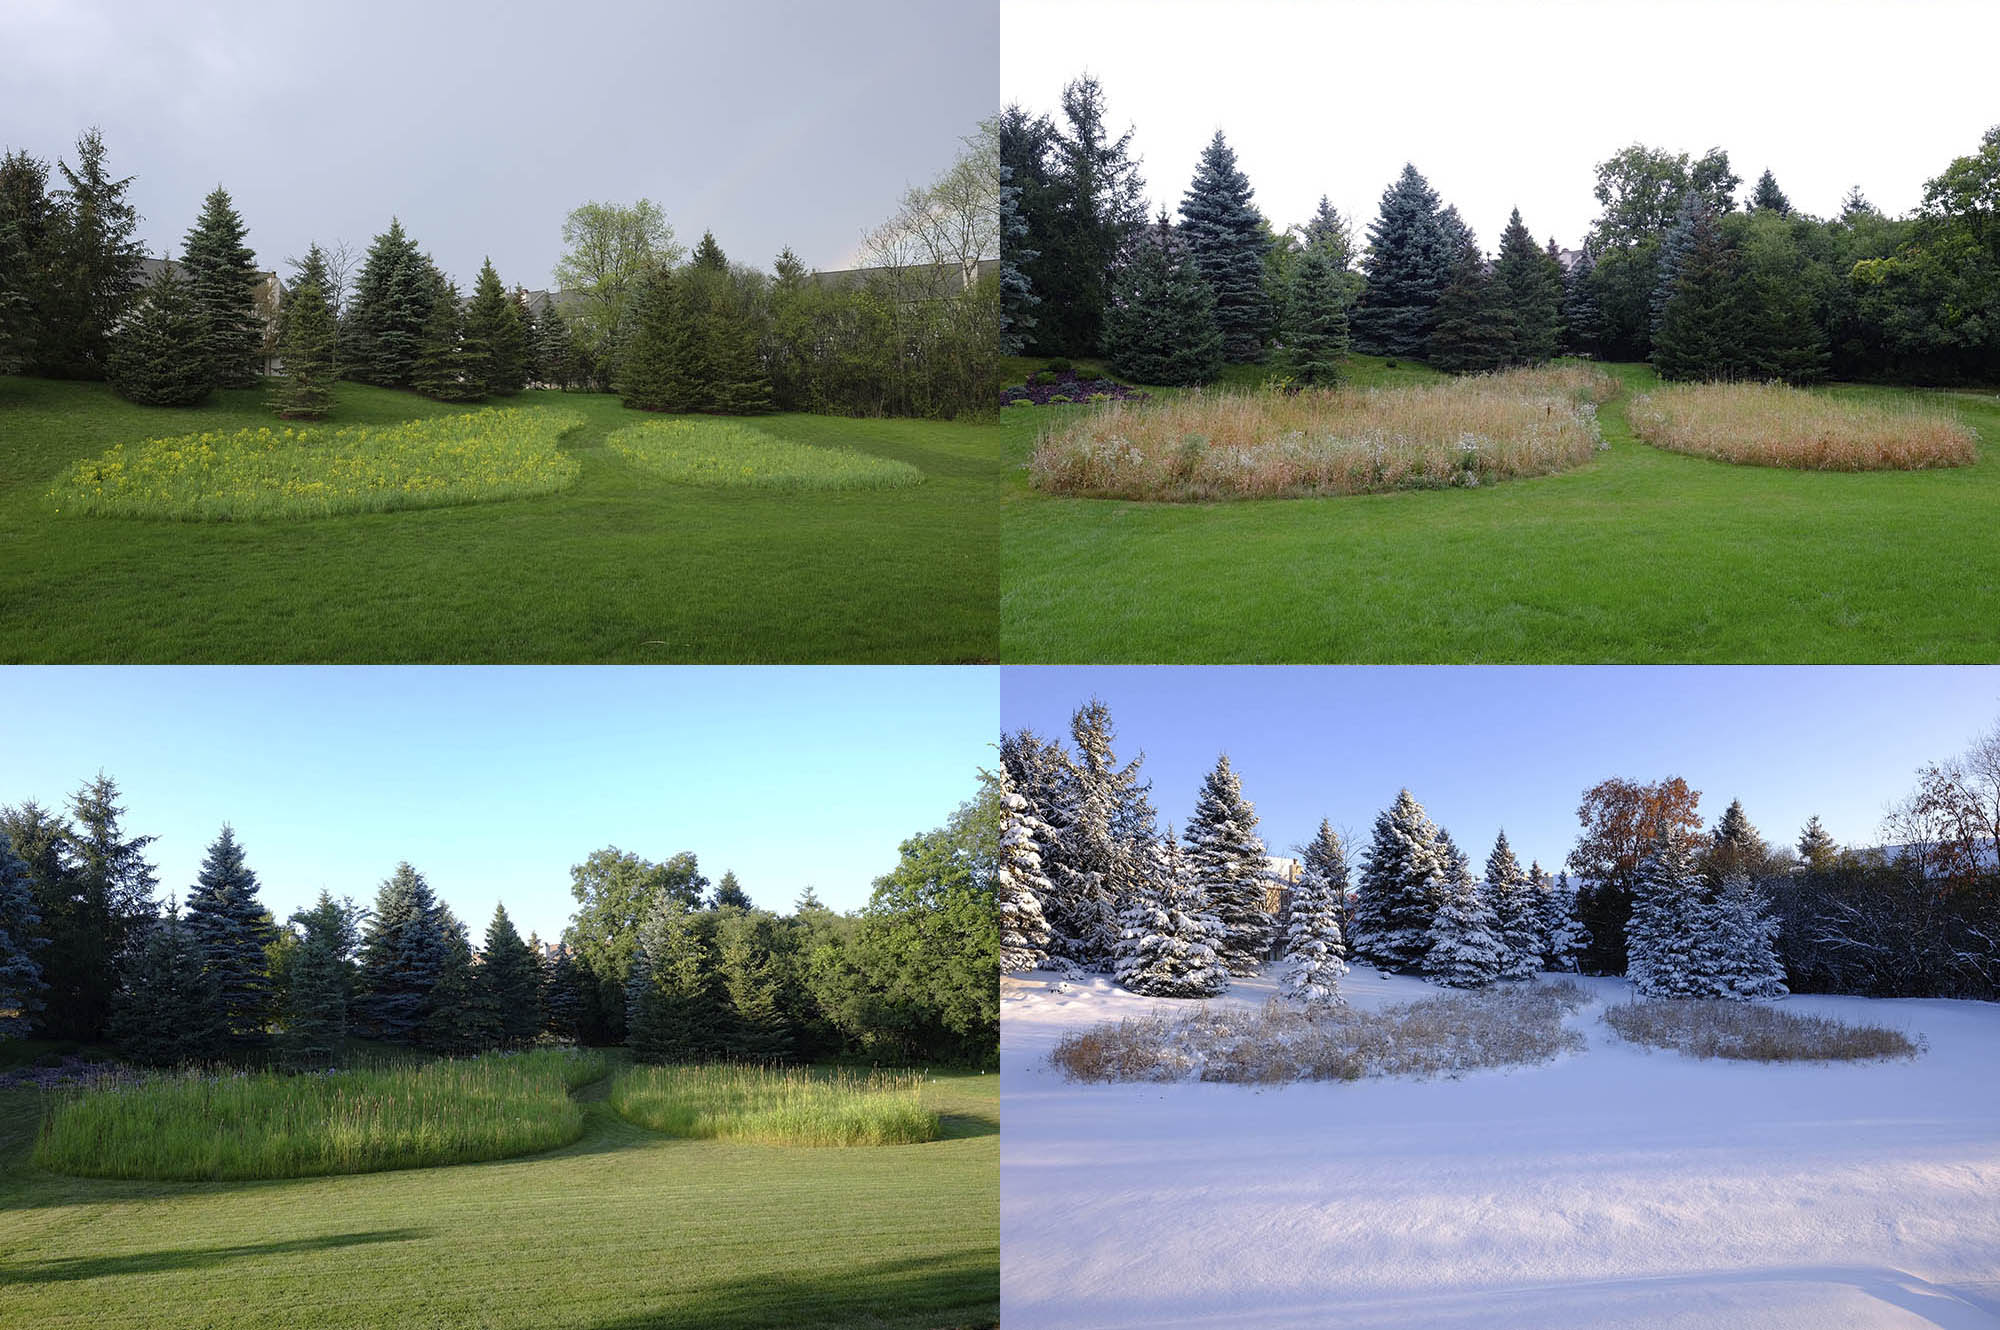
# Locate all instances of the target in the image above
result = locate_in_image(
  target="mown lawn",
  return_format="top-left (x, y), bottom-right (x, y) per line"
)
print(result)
top-left (0, 377), bottom-right (1000, 663)
top-left (0, 1062), bottom-right (998, 1329)
top-left (999, 356), bottom-right (2000, 662)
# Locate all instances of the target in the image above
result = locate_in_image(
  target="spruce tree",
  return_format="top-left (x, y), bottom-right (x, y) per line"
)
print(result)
top-left (1422, 840), bottom-right (1503, 987)
top-left (356, 862), bottom-right (445, 1042)
top-left (1626, 832), bottom-right (1705, 998)
top-left (1301, 196), bottom-right (1357, 275)
top-left (1037, 73), bottom-right (1148, 356)
top-left (1105, 213), bottom-right (1222, 386)
top-left (625, 896), bottom-right (715, 1063)
top-left (423, 908), bottom-right (485, 1054)
top-left (413, 276), bottom-right (484, 402)
top-left (0, 832), bottom-right (45, 1038)
top-left (182, 825), bottom-right (274, 1049)
top-left (272, 273), bottom-right (337, 418)
top-left (997, 763), bottom-right (1055, 973)
top-left (1286, 242), bottom-right (1349, 385)
top-left (617, 264), bottom-right (698, 412)
top-left (282, 896), bottom-right (350, 1070)
top-left (1492, 209), bottom-right (1565, 364)
top-left (999, 159), bottom-right (1040, 354)
top-left (536, 301), bottom-right (576, 390)
top-left (346, 218), bottom-right (434, 387)
top-left (180, 185), bottom-right (264, 386)
top-left (1179, 131), bottom-right (1270, 362)
top-left (717, 912), bottom-right (790, 1061)
top-left (710, 871), bottom-right (752, 911)
top-left (1703, 874), bottom-right (1787, 999)
top-left (1427, 233), bottom-right (1514, 374)
top-left (699, 280), bottom-right (774, 414)
top-left (1561, 248), bottom-right (1603, 357)
top-left (1281, 820), bottom-right (1349, 1005)
top-left (1354, 789), bottom-right (1448, 972)
top-left (1650, 192), bottom-right (1707, 334)
top-left (1057, 700), bottom-right (1157, 970)
top-left (1113, 828), bottom-right (1228, 997)
top-left (464, 258), bottom-right (525, 396)
top-left (1652, 207), bottom-right (1745, 382)
top-left (1184, 755), bottom-right (1270, 976)
top-left (59, 774), bottom-right (160, 1043)
top-left (107, 258), bottom-right (216, 406)
top-left (541, 947), bottom-right (585, 1040)
top-left (1484, 832), bottom-right (1543, 981)
top-left (1796, 816), bottom-right (1837, 871)
top-left (0, 149), bottom-right (52, 375)
top-left (109, 903), bottom-right (226, 1065)
top-left (1353, 164), bottom-right (1453, 358)
top-left (40, 128), bottom-right (146, 379)
top-left (1538, 866), bottom-right (1587, 973)
top-left (1751, 169), bottom-right (1792, 216)
top-left (478, 903), bottom-right (543, 1049)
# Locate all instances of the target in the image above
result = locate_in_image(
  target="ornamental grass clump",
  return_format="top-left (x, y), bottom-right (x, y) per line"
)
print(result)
top-left (49, 407), bottom-right (586, 520)
top-left (609, 1063), bottom-right (941, 1146)
top-left (34, 1046), bottom-right (609, 1181)
top-left (1604, 999), bottom-right (1922, 1062)
top-left (1627, 381), bottom-right (1977, 470)
top-left (1029, 363), bottom-right (1617, 501)
top-left (605, 418), bottom-right (922, 491)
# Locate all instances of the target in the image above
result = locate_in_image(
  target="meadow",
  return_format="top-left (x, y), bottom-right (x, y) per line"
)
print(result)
top-left (606, 419), bottom-right (923, 491)
top-left (1000, 355), bottom-right (2000, 662)
top-left (0, 377), bottom-right (1000, 663)
top-left (0, 1058), bottom-right (998, 1329)
top-left (1603, 998), bottom-right (1922, 1061)
top-left (1626, 380), bottom-right (1978, 470)
top-left (609, 1064), bottom-right (941, 1146)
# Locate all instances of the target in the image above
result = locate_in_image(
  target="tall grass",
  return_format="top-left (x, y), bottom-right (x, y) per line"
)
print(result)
top-left (1029, 363), bottom-right (1618, 501)
top-left (34, 1046), bottom-right (609, 1181)
top-left (1627, 381), bottom-right (1978, 470)
top-left (609, 1064), bottom-right (941, 1146)
top-left (48, 407), bottom-right (586, 520)
top-left (1605, 999), bottom-right (1922, 1062)
top-left (605, 419), bottom-right (923, 491)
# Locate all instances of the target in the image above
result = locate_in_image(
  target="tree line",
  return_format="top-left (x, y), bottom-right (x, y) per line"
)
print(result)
top-left (1002, 74), bottom-right (2000, 386)
top-left (0, 774), bottom-right (1000, 1068)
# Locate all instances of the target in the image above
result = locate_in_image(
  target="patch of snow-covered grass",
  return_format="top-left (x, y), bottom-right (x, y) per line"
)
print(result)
top-left (1605, 997), bottom-right (1924, 1063)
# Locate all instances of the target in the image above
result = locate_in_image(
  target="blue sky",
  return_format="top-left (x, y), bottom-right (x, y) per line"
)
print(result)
top-left (1002, 667), bottom-right (2000, 877)
top-left (1, 667), bottom-right (997, 942)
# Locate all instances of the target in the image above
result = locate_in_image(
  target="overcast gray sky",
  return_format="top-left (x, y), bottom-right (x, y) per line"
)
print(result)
top-left (1004, 0), bottom-right (2000, 252)
top-left (1, 0), bottom-right (995, 290)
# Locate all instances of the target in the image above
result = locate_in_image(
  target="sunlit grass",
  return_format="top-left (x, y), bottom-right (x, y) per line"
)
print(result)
top-left (606, 418), bottom-right (923, 491)
top-left (609, 1063), bottom-right (942, 1146)
top-left (1628, 381), bottom-right (1978, 470)
top-left (48, 406), bottom-right (585, 520)
top-left (34, 1046), bottom-right (609, 1180)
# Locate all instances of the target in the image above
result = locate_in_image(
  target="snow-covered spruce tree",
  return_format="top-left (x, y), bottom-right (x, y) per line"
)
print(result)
top-left (1282, 820), bottom-right (1349, 1005)
top-left (1538, 865), bottom-right (1587, 973)
top-left (1352, 164), bottom-right (1453, 358)
top-left (1179, 131), bottom-right (1270, 362)
top-left (1483, 831), bottom-right (1543, 981)
top-left (1626, 832), bottom-right (1706, 998)
top-left (109, 902), bottom-right (226, 1065)
top-left (356, 862), bottom-right (446, 1042)
top-left (1000, 728), bottom-right (1086, 964)
top-left (1063, 699), bottom-right (1158, 970)
top-left (281, 901), bottom-right (349, 1070)
top-left (1114, 826), bottom-right (1228, 997)
top-left (1796, 815), bottom-right (1837, 872)
top-left (1184, 754), bottom-right (1270, 976)
top-left (180, 185), bottom-right (264, 387)
top-left (1702, 873), bottom-right (1788, 999)
top-left (182, 824), bottom-right (275, 1049)
top-left (1105, 212), bottom-right (1223, 386)
top-left (107, 259), bottom-right (215, 406)
top-left (464, 258), bottom-right (525, 397)
top-left (1286, 241), bottom-right (1349, 386)
top-left (0, 831), bottom-right (45, 1038)
top-left (1353, 789), bottom-right (1448, 972)
top-left (1423, 835), bottom-right (1503, 987)
top-left (1491, 209), bottom-right (1564, 365)
top-left (996, 763), bottom-right (1055, 973)
top-left (477, 903), bottom-right (543, 1048)
top-left (626, 895), bottom-right (717, 1063)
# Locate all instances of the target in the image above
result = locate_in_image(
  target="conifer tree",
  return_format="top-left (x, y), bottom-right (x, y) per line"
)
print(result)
top-left (463, 258), bottom-right (525, 396)
top-left (1000, 728), bottom-right (1087, 965)
top-left (1626, 832), bottom-right (1706, 998)
top-left (1484, 832), bottom-right (1543, 980)
top-left (40, 128), bottom-right (147, 379)
top-left (536, 301), bottom-right (576, 390)
top-left (106, 257), bottom-right (216, 406)
top-left (1036, 73), bottom-right (1147, 356)
top-left (625, 896), bottom-right (715, 1063)
top-left (55, 774), bottom-right (160, 1043)
top-left (697, 278), bottom-right (774, 414)
top-left (1282, 820), bottom-right (1349, 1005)
top-left (1427, 233), bottom-right (1514, 373)
top-left (1105, 213), bottom-right (1223, 386)
top-left (1423, 840), bottom-right (1503, 987)
top-left (182, 825), bottom-right (274, 1048)
top-left (1286, 241), bottom-right (1350, 385)
top-left (710, 871), bottom-right (752, 911)
top-left (282, 895), bottom-right (350, 1069)
top-left (1751, 169), bottom-right (1792, 216)
top-left (478, 903), bottom-right (543, 1048)
top-left (346, 218), bottom-right (434, 386)
top-left (1652, 207), bottom-right (1745, 382)
top-left (1561, 248), bottom-right (1603, 356)
top-left (1492, 209), bottom-right (1565, 364)
top-left (1179, 131), bottom-right (1271, 361)
top-left (1354, 789), bottom-right (1448, 972)
top-left (1538, 866), bottom-right (1587, 972)
top-left (1184, 755), bottom-right (1270, 975)
top-left (1058, 700), bottom-right (1157, 970)
top-left (0, 832), bottom-right (45, 1038)
top-left (617, 264), bottom-right (698, 412)
top-left (1353, 164), bottom-right (1453, 358)
top-left (180, 185), bottom-right (263, 386)
top-left (109, 903), bottom-right (226, 1065)
top-left (1796, 816), bottom-right (1837, 871)
top-left (541, 947), bottom-right (585, 1040)
top-left (357, 862), bottom-right (445, 1042)
top-left (0, 149), bottom-right (52, 375)
top-left (717, 912), bottom-right (790, 1061)
top-left (1300, 196), bottom-right (1357, 275)
top-left (997, 763), bottom-right (1055, 973)
top-left (423, 908), bottom-right (485, 1054)
top-left (272, 273), bottom-right (337, 418)
top-left (1113, 828), bottom-right (1228, 997)
top-left (1650, 192), bottom-right (1707, 334)
top-left (999, 159), bottom-right (1040, 354)
top-left (1701, 874), bottom-right (1787, 999)
top-left (413, 276), bottom-right (484, 402)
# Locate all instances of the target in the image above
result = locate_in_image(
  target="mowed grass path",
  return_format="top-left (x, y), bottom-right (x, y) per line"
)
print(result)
top-left (0, 1066), bottom-right (998, 1330)
top-left (0, 377), bottom-right (1000, 663)
top-left (1000, 357), bottom-right (2000, 662)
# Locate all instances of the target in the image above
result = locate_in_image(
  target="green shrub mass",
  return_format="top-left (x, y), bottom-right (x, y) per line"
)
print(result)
top-left (610, 1064), bottom-right (941, 1146)
top-left (605, 418), bottom-right (922, 491)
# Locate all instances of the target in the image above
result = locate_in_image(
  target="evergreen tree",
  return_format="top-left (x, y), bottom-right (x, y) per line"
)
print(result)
top-left (710, 871), bottom-right (752, 911)
top-left (693, 269), bottom-right (774, 415)
top-left (1839, 186), bottom-right (1876, 220)
top-left (1353, 789), bottom-right (1447, 972)
top-left (541, 947), bottom-right (586, 1040)
top-left (272, 273), bottom-right (337, 418)
top-left (1179, 131), bottom-right (1270, 361)
top-left (1796, 816), bottom-right (1837, 871)
top-left (1703, 874), bottom-right (1788, 999)
top-left (1036, 74), bottom-right (1147, 356)
top-left (717, 911), bottom-right (790, 1061)
top-left (1422, 840), bottom-right (1503, 987)
top-left (1426, 233), bottom-right (1515, 373)
top-left (0, 832), bottom-right (45, 1038)
top-left (1652, 206), bottom-right (1746, 381)
top-left (463, 258), bottom-right (525, 396)
top-left (1286, 241), bottom-right (1350, 385)
top-left (1353, 164), bottom-right (1453, 358)
top-left (996, 763), bottom-right (1055, 973)
top-left (1281, 820), bottom-right (1349, 1005)
top-left (356, 862), bottom-right (445, 1042)
top-left (690, 230), bottom-right (727, 272)
top-left (617, 264), bottom-right (699, 412)
top-left (109, 903), bottom-right (226, 1065)
top-left (59, 774), bottom-right (159, 1042)
top-left (180, 185), bottom-right (263, 386)
top-left (536, 301), bottom-right (576, 390)
top-left (1053, 700), bottom-right (1157, 970)
top-left (1538, 866), bottom-right (1587, 973)
top-left (1736, 211), bottom-right (1830, 383)
top-left (1300, 196), bottom-right (1358, 275)
top-left (1650, 192), bottom-right (1707, 334)
top-left (106, 258), bottom-right (215, 406)
top-left (478, 903), bottom-right (543, 1049)
top-left (345, 218), bottom-right (434, 386)
top-left (999, 158), bottom-right (1039, 354)
top-left (625, 896), bottom-right (716, 1063)
top-left (182, 825), bottom-right (274, 1048)
top-left (1492, 209), bottom-right (1565, 364)
top-left (1561, 248), bottom-right (1603, 356)
top-left (281, 894), bottom-right (350, 1069)
top-left (1113, 828), bottom-right (1228, 997)
top-left (423, 907), bottom-right (486, 1054)
top-left (1706, 798), bottom-right (1770, 880)
top-left (38, 128), bottom-right (146, 379)
top-left (0, 149), bottom-right (53, 375)
top-left (1751, 169), bottom-right (1793, 216)
top-left (1484, 832), bottom-right (1543, 981)
top-left (413, 276), bottom-right (484, 402)
top-left (1104, 213), bottom-right (1223, 386)
top-left (1184, 755), bottom-right (1270, 976)
top-left (1626, 832), bottom-right (1706, 998)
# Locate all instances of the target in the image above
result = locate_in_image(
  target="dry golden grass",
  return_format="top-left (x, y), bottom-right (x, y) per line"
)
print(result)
top-left (1604, 999), bottom-right (1923, 1062)
top-left (1029, 364), bottom-right (1618, 501)
top-left (1627, 382), bottom-right (1978, 471)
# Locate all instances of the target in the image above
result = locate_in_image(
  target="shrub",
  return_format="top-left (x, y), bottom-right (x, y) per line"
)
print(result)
top-left (1604, 999), bottom-right (1922, 1062)
top-left (604, 418), bottom-right (921, 491)
top-left (609, 1064), bottom-right (941, 1146)
top-left (1627, 382), bottom-right (1978, 470)
top-left (1044, 357), bottom-right (1073, 374)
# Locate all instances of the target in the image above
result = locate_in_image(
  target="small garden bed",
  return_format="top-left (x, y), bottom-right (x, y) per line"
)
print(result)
top-left (1627, 381), bottom-right (1977, 470)
top-left (1002, 367), bottom-right (1150, 408)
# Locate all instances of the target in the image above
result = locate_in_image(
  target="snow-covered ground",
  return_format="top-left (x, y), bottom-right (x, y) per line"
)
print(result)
top-left (1002, 968), bottom-right (2000, 1330)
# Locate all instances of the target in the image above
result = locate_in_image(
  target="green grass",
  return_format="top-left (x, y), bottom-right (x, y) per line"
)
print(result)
top-left (1001, 355), bottom-right (2000, 662)
top-left (0, 377), bottom-right (999, 662)
top-left (48, 408), bottom-right (585, 520)
top-left (610, 1064), bottom-right (941, 1146)
top-left (0, 1061), bottom-right (998, 1329)
top-left (606, 418), bottom-right (923, 491)
top-left (34, 1047), bottom-right (609, 1182)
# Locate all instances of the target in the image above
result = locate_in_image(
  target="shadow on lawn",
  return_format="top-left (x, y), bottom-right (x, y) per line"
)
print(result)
top-left (584, 1250), bottom-right (997, 1330)
top-left (0, 1227), bottom-right (429, 1286)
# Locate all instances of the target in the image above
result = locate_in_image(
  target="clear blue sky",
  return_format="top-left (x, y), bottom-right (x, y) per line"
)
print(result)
top-left (1003, 667), bottom-right (2000, 876)
top-left (1, 667), bottom-right (998, 941)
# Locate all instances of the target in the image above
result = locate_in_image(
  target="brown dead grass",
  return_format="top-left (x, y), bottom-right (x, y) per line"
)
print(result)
top-left (1029, 364), bottom-right (1619, 501)
top-left (1604, 999), bottom-right (1922, 1062)
top-left (1626, 382), bottom-right (1978, 471)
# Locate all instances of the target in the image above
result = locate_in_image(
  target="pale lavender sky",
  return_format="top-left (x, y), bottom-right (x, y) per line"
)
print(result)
top-left (1, 0), bottom-right (995, 290)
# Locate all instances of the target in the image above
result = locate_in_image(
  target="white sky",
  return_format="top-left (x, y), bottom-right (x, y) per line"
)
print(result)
top-left (1003, 0), bottom-right (2000, 251)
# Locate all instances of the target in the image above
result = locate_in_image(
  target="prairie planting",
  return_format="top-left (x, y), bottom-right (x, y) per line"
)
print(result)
top-left (1627, 380), bottom-right (1979, 470)
top-left (606, 418), bottom-right (923, 491)
top-left (47, 407), bottom-right (585, 520)
top-left (610, 1063), bottom-right (942, 1146)
top-left (33, 1046), bottom-right (608, 1181)
top-left (1028, 363), bottom-right (1616, 501)
top-left (1604, 998), bottom-right (1922, 1062)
